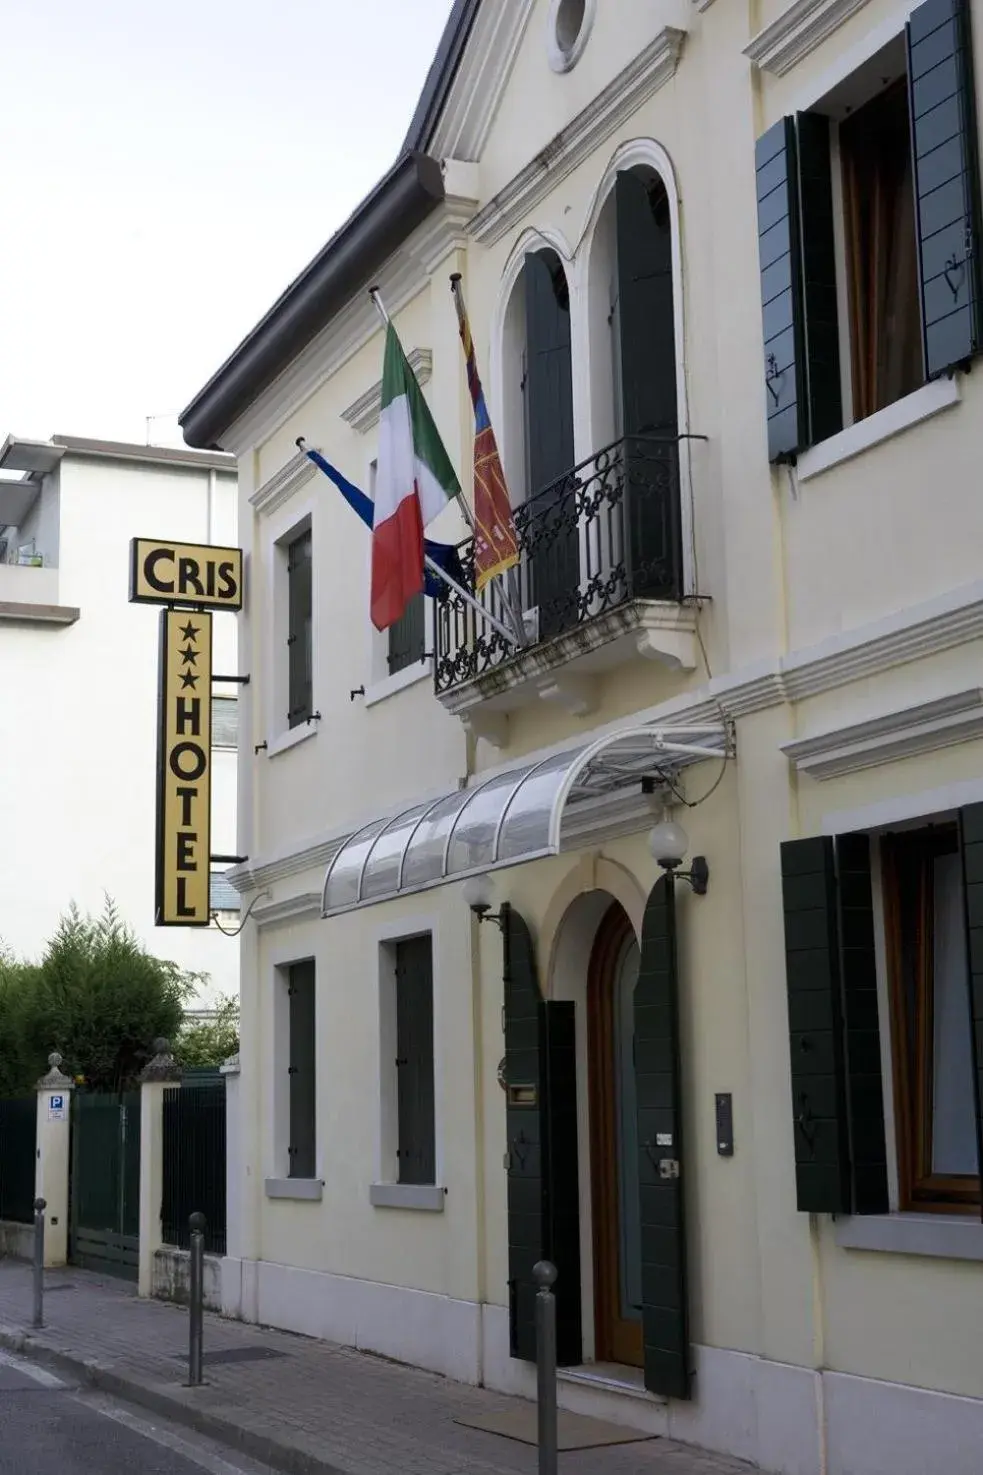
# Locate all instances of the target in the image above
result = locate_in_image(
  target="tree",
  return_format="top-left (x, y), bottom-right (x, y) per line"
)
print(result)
top-left (176, 996), bottom-right (239, 1070)
top-left (0, 899), bottom-right (200, 1095)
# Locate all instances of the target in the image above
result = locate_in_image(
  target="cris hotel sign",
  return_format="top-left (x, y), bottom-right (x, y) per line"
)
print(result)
top-left (129, 537), bottom-right (243, 927)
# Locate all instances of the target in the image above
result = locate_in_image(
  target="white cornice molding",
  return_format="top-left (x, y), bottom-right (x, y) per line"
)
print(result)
top-left (341, 349), bottom-right (432, 434)
top-left (745, 0), bottom-right (874, 77)
top-left (231, 577), bottom-right (983, 895)
top-left (468, 25), bottom-right (687, 248)
top-left (230, 836), bottom-right (345, 895)
top-left (253, 892), bottom-right (323, 928)
top-left (431, 0), bottom-right (538, 161)
top-left (250, 447), bottom-right (317, 517)
top-left (781, 690), bottom-right (983, 780)
top-left (221, 195), bottom-right (478, 458)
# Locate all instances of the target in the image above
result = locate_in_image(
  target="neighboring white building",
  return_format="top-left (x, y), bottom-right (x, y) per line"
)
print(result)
top-left (0, 433), bottom-right (240, 1009)
top-left (183, 1), bottom-right (983, 1472)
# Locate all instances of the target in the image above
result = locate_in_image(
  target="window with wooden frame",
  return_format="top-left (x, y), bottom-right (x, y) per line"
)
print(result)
top-left (755, 0), bottom-right (983, 464)
top-left (881, 824), bottom-right (980, 1211)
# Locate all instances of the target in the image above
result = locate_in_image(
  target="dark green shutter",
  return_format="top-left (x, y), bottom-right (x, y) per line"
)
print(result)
top-left (503, 905), bottom-right (582, 1366)
top-left (837, 834), bottom-right (889, 1213)
top-left (388, 591), bottom-right (426, 675)
top-left (287, 530), bottom-right (313, 728)
top-left (756, 115), bottom-right (841, 463)
top-left (796, 113), bottom-right (842, 446)
top-left (907, 0), bottom-right (983, 378)
top-left (780, 837), bottom-right (888, 1215)
top-left (522, 251), bottom-right (578, 641)
top-left (757, 118), bottom-right (806, 463)
top-left (396, 936), bottom-right (436, 1185)
top-left (288, 961), bottom-right (316, 1178)
top-left (614, 171), bottom-right (683, 602)
top-left (958, 803), bottom-right (983, 1212)
top-left (781, 838), bottom-right (850, 1212)
top-left (635, 877), bottom-right (690, 1401)
top-left (615, 170), bottom-right (677, 436)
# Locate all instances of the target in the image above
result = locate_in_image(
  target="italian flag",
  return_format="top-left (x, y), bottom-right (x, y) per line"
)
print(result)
top-left (373, 322), bottom-right (461, 630)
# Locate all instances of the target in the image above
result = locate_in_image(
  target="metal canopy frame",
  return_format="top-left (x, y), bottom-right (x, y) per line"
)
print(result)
top-left (321, 722), bottom-right (732, 918)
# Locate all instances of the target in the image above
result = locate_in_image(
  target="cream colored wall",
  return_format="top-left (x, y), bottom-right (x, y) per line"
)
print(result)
top-left (229, 0), bottom-right (983, 1412)
top-left (250, 880), bottom-right (483, 1303)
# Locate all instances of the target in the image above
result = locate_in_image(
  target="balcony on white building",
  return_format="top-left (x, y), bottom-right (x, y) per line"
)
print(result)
top-left (434, 434), bottom-right (701, 741)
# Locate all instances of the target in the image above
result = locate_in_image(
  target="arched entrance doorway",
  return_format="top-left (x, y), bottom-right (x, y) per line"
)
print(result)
top-left (588, 901), bottom-right (643, 1367)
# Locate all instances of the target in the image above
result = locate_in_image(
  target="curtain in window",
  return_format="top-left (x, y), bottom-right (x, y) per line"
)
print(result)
top-left (841, 80), bottom-right (922, 419)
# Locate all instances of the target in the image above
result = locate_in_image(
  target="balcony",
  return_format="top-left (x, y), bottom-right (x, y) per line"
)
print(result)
top-left (0, 555), bottom-right (77, 627)
top-left (434, 435), bottom-right (700, 742)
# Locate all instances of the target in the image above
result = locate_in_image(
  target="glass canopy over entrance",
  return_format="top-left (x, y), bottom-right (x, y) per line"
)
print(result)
top-left (321, 722), bottom-right (732, 918)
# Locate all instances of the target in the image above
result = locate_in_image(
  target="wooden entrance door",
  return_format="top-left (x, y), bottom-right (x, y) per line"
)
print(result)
top-left (588, 903), bottom-right (644, 1368)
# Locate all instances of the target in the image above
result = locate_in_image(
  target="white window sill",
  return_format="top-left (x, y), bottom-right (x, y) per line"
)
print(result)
top-left (797, 376), bottom-right (961, 483)
top-left (364, 660), bottom-right (431, 709)
top-left (836, 1211), bottom-right (983, 1262)
top-left (264, 1177), bottom-right (323, 1201)
top-left (265, 720), bottom-right (319, 759)
top-left (369, 1182), bottom-right (445, 1212)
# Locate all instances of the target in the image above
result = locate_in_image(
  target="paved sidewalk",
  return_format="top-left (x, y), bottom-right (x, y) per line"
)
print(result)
top-left (0, 1260), bottom-right (755, 1475)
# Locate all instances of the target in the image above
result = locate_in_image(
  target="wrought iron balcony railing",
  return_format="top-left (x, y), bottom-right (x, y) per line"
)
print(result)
top-left (435, 434), bottom-right (685, 696)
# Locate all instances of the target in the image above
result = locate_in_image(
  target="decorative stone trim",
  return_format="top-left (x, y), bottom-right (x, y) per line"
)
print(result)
top-left (745, 0), bottom-right (874, 77)
top-left (219, 1052), bottom-right (240, 1076)
top-left (36, 1052), bottom-right (74, 1090)
top-left (265, 1177), bottom-right (323, 1201)
top-left (781, 690), bottom-right (983, 781)
top-left (369, 1183), bottom-right (446, 1212)
top-left (341, 350), bottom-right (432, 434)
top-left (250, 448), bottom-right (317, 518)
top-left (251, 891), bottom-right (324, 927)
top-left (546, 0), bottom-right (596, 74)
top-left (468, 26), bottom-right (687, 247)
top-left (430, 1), bottom-right (538, 160)
top-left (229, 577), bottom-right (983, 897)
top-left (139, 1038), bottom-right (182, 1083)
top-left (438, 600), bottom-right (699, 724)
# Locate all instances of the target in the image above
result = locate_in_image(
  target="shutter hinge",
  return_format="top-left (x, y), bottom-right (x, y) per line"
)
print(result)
top-left (288, 1066), bottom-right (298, 1075)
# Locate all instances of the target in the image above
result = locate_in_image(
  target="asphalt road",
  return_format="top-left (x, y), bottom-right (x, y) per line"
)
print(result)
top-left (0, 1351), bottom-right (275, 1475)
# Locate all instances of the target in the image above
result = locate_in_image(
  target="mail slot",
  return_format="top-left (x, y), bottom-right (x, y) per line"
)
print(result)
top-left (507, 1083), bottom-right (537, 1107)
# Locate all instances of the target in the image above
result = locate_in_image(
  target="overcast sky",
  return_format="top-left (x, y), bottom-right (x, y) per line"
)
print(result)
top-left (1, 0), bottom-right (453, 447)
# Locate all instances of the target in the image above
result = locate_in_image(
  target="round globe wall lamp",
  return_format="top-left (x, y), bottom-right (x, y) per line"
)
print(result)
top-left (463, 872), bottom-right (509, 929)
top-left (647, 807), bottom-right (709, 895)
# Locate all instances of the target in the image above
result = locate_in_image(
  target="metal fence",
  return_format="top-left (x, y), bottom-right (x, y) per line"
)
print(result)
top-left (0, 1098), bottom-right (37, 1224)
top-left (162, 1083), bottom-right (226, 1255)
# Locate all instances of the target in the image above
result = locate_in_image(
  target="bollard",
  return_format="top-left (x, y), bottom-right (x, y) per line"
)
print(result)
top-left (533, 1260), bottom-right (558, 1475)
top-left (32, 1198), bottom-right (46, 1330)
top-left (188, 1211), bottom-right (207, 1386)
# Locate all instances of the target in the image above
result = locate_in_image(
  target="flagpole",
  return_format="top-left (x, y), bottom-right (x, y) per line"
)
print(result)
top-left (423, 555), bottom-right (516, 645)
top-left (367, 288), bottom-right (517, 649)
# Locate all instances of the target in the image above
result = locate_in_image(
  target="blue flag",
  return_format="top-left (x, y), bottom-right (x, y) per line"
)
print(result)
top-left (300, 444), bottom-right (465, 602)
